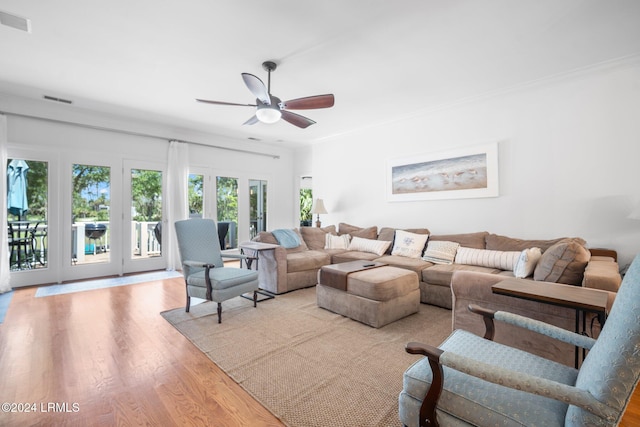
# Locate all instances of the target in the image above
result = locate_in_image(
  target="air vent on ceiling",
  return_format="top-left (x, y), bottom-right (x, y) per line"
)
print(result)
top-left (43, 95), bottom-right (73, 105)
top-left (0, 10), bottom-right (31, 33)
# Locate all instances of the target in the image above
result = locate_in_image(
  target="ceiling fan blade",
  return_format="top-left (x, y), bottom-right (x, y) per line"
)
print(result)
top-left (283, 94), bottom-right (334, 110)
top-left (241, 73), bottom-right (270, 105)
top-left (196, 99), bottom-right (256, 107)
top-left (281, 110), bottom-right (316, 129)
top-left (243, 115), bottom-right (259, 126)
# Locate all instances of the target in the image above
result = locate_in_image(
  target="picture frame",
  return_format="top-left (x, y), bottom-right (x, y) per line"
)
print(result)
top-left (386, 142), bottom-right (499, 201)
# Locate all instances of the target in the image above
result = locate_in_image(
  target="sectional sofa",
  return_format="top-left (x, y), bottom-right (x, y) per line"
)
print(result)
top-left (245, 223), bottom-right (621, 310)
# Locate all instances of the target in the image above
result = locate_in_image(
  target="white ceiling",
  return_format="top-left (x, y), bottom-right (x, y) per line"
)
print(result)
top-left (1, 0), bottom-right (639, 148)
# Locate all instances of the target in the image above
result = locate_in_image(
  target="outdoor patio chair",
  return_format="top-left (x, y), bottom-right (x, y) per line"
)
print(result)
top-left (174, 218), bottom-right (259, 323)
top-left (399, 253), bottom-right (640, 427)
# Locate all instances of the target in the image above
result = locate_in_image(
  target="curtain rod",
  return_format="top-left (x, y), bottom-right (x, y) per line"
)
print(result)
top-left (0, 111), bottom-right (280, 159)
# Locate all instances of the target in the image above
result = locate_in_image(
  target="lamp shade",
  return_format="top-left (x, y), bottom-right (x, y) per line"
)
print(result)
top-left (311, 198), bottom-right (328, 215)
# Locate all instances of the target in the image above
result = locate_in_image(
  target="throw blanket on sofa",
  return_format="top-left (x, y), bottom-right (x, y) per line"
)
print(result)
top-left (272, 229), bottom-right (301, 249)
top-left (319, 261), bottom-right (387, 291)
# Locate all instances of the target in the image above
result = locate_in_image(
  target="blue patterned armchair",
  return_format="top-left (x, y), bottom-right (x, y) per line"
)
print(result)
top-left (399, 253), bottom-right (640, 426)
top-left (174, 218), bottom-right (259, 323)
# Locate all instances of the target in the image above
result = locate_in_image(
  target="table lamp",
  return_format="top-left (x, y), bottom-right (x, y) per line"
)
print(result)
top-left (311, 198), bottom-right (328, 228)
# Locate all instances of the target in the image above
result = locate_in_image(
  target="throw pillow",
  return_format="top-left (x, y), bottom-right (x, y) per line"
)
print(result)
top-left (454, 247), bottom-right (521, 271)
top-left (513, 247), bottom-right (542, 278)
top-left (533, 240), bottom-right (590, 284)
top-left (422, 240), bottom-right (460, 264)
top-left (348, 236), bottom-right (391, 256)
top-left (300, 225), bottom-right (337, 250)
top-left (325, 233), bottom-right (351, 250)
top-left (391, 230), bottom-right (430, 259)
top-left (271, 228), bottom-right (301, 248)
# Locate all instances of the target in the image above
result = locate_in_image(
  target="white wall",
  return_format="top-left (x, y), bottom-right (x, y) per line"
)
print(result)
top-left (312, 60), bottom-right (640, 270)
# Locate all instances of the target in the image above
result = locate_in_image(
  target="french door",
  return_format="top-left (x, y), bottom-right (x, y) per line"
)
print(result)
top-left (122, 160), bottom-right (166, 274)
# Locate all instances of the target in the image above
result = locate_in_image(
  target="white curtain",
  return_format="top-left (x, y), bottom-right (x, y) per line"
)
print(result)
top-left (0, 115), bottom-right (11, 293)
top-left (165, 140), bottom-right (189, 271)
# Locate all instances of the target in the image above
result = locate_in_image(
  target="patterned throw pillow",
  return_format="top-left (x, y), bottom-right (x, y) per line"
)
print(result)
top-left (454, 247), bottom-right (521, 271)
top-left (325, 233), bottom-right (351, 250)
top-left (422, 241), bottom-right (460, 264)
top-left (513, 247), bottom-right (542, 278)
top-left (348, 236), bottom-right (392, 256)
top-left (391, 230), bottom-right (430, 259)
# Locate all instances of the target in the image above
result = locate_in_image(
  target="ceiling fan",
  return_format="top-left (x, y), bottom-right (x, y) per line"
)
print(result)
top-left (196, 61), bottom-right (334, 129)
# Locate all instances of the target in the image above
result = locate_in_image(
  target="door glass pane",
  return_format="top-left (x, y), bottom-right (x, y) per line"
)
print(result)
top-left (216, 176), bottom-right (237, 249)
top-left (188, 173), bottom-right (204, 218)
top-left (131, 168), bottom-right (162, 259)
top-left (7, 159), bottom-right (48, 270)
top-left (71, 164), bottom-right (110, 265)
top-left (300, 188), bottom-right (313, 227)
top-left (249, 179), bottom-right (267, 239)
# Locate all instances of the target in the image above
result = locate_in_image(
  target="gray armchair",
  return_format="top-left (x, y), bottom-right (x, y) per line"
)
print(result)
top-left (399, 253), bottom-right (640, 426)
top-left (174, 218), bottom-right (259, 323)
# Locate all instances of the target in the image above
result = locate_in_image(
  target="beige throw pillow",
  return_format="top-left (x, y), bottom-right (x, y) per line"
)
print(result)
top-left (454, 247), bottom-right (521, 271)
top-left (422, 240), bottom-right (460, 264)
top-left (533, 241), bottom-right (590, 284)
top-left (325, 233), bottom-right (351, 250)
top-left (391, 230), bottom-right (430, 259)
top-left (513, 247), bottom-right (542, 278)
top-left (348, 236), bottom-right (391, 256)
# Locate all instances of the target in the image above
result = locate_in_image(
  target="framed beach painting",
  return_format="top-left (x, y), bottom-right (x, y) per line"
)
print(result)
top-left (387, 142), bottom-right (499, 201)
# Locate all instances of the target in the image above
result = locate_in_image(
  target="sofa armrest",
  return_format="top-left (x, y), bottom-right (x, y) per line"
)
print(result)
top-left (583, 256), bottom-right (621, 293)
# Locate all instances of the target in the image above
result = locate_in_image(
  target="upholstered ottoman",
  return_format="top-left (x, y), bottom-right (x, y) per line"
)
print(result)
top-left (317, 264), bottom-right (420, 328)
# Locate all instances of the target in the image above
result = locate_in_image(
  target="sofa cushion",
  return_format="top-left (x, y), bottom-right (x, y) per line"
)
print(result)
top-left (485, 234), bottom-right (586, 253)
top-left (391, 230), bottom-right (430, 259)
top-left (422, 264), bottom-right (502, 287)
top-left (338, 223), bottom-right (378, 239)
top-left (533, 241), bottom-right (590, 285)
top-left (325, 233), bottom-right (351, 249)
top-left (286, 250), bottom-right (331, 273)
top-left (429, 232), bottom-right (489, 249)
top-left (454, 247), bottom-right (521, 271)
top-left (331, 251), bottom-right (380, 264)
top-left (422, 240), bottom-right (460, 264)
top-left (300, 225), bottom-right (337, 250)
top-left (374, 254), bottom-right (433, 274)
top-left (255, 230), bottom-right (278, 245)
top-left (348, 236), bottom-right (391, 256)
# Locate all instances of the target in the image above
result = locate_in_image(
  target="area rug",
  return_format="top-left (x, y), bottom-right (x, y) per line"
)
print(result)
top-left (161, 286), bottom-right (452, 427)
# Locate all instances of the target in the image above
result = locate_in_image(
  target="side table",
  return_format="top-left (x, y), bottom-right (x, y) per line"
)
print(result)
top-left (492, 278), bottom-right (609, 367)
top-left (239, 241), bottom-right (280, 302)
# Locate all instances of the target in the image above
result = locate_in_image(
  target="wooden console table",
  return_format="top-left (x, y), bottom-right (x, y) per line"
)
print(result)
top-left (492, 278), bottom-right (609, 367)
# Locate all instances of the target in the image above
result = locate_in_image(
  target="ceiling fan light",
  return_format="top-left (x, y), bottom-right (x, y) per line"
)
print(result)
top-left (256, 106), bottom-right (282, 124)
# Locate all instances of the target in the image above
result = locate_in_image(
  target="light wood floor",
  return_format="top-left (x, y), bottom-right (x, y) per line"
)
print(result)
top-left (1, 277), bottom-right (639, 426)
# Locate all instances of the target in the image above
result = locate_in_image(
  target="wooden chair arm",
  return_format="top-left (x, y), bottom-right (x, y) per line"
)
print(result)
top-left (405, 342), bottom-right (444, 427)
top-left (468, 304), bottom-right (497, 340)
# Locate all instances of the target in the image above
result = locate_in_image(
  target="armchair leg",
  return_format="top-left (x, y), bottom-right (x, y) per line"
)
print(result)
top-left (253, 290), bottom-right (258, 307)
top-left (185, 295), bottom-right (191, 313)
top-left (217, 302), bottom-right (222, 324)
